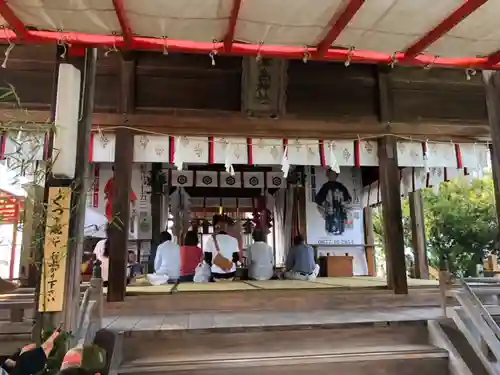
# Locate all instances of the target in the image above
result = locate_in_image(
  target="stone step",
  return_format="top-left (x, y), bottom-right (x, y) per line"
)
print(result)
top-left (119, 345), bottom-right (449, 375)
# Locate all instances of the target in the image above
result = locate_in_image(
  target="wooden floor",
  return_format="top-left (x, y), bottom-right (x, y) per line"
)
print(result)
top-left (121, 276), bottom-right (439, 295)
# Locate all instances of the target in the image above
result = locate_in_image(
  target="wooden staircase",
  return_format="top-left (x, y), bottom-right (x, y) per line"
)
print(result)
top-left (111, 313), bottom-right (450, 375)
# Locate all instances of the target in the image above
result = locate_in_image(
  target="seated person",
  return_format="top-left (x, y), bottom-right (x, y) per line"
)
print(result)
top-left (180, 231), bottom-right (203, 282)
top-left (147, 231), bottom-right (181, 285)
top-left (2, 329), bottom-right (59, 375)
top-left (284, 234), bottom-right (320, 281)
top-left (227, 221), bottom-right (244, 259)
top-left (127, 251), bottom-right (142, 282)
top-left (81, 252), bottom-right (94, 281)
top-left (204, 216), bottom-right (240, 280)
top-left (247, 229), bottom-right (274, 281)
top-left (58, 344), bottom-right (107, 375)
top-left (93, 237), bottom-right (109, 287)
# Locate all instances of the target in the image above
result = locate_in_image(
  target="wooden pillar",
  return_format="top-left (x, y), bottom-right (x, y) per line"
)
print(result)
top-left (409, 190), bottom-right (429, 279)
top-left (378, 136), bottom-right (408, 294)
top-left (107, 54), bottom-right (136, 302)
top-left (34, 47), bottom-right (97, 338)
top-left (363, 207), bottom-right (376, 276)
top-left (149, 162), bottom-right (163, 270)
top-left (483, 71), bottom-right (500, 250)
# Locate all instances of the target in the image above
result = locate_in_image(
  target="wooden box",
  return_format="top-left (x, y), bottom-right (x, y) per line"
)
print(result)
top-left (325, 256), bottom-right (353, 277)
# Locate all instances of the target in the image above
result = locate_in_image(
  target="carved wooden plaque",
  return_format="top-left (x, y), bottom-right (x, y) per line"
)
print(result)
top-left (241, 57), bottom-right (287, 118)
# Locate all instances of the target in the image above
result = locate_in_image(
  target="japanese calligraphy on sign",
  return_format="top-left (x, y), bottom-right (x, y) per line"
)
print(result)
top-left (38, 187), bottom-right (71, 312)
top-left (241, 57), bottom-right (287, 117)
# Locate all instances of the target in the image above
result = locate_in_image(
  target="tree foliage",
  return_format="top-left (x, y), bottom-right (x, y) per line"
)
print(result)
top-left (373, 176), bottom-right (498, 277)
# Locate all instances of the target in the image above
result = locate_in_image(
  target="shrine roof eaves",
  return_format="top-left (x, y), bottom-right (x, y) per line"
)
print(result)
top-left (0, 0), bottom-right (498, 70)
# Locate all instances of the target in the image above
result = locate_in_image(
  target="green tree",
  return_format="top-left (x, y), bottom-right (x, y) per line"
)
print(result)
top-left (373, 176), bottom-right (497, 278)
top-left (425, 177), bottom-right (497, 277)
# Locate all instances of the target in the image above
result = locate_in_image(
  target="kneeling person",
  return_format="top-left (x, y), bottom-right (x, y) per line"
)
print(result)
top-left (284, 235), bottom-right (320, 281)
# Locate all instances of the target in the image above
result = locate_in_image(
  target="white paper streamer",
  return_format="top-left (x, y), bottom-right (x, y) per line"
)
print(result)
top-left (473, 143), bottom-right (484, 179)
top-left (281, 145), bottom-right (290, 178)
top-left (174, 137), bottom-right (184, 170)
top-left (224, 142), bottom-right (235, 176)
top-left (423, 141), bottom-right (429, 174)
top-left (328, 142), bottom-right (340, 174)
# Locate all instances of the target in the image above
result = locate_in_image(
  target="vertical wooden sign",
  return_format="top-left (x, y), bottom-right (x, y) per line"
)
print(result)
top-left (38, 186), bottom-right (72, 312)
top-left (241, 57), bottom-right (287, 118)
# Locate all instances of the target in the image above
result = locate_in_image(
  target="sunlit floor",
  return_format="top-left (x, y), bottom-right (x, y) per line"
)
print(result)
top-left (118, 276), bottom-right (439, 295)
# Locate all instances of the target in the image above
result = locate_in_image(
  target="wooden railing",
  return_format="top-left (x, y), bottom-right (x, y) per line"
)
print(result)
top-left (73, 260), bottom-right (103, 346)
top-left (448, 278), bottom-right (500, 375)
top-left (0, 264), bottom-right (102, 346)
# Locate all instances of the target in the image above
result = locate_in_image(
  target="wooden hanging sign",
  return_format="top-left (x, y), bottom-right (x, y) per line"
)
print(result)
top-left (38, 186), bottom-right (72, 312)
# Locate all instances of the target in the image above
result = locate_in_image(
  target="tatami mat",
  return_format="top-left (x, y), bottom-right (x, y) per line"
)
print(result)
top-left (126, 284), bottom-right (176, 294)
top-left (244, 279), bottom-right (339, 289)
top-left (175, 281), bottom-right (257, 292)
top-left (114, 276), bottom-right (439, 294)
top-left (313, 277), bottom-right (386, 287)
top-left (407, 278), bottom-right (439, 287)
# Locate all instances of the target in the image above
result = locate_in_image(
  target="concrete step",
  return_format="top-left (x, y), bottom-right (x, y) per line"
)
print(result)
top-left (121, 320), bottom-right (431, 363)
top-left (119, 345), bottom-right (449, 375)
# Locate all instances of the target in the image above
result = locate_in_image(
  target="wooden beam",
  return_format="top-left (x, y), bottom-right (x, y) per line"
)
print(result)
top-left (376, 66), bottom-right (393, 123)
top-left (224, 0), bottom-right (242, 52)
top-left (363, 207), bottom-right (376, 276)
top-left (0, 0), bottom-right (28, 38)
top-left (315, 0), bottom-right (365, 57)
top-left (107, 128), bottom-right (133, 302)
top-left (378, 136), bottom-right (408, 294)
top-left (0, 108), bottom-right (490, 140)
top-left (107, 54), bottom-right (136, 302)
top-left (489, 144), bottom-right (500, 247)
top-left (112, 0), bottom-right (133, 46)
top-left (409, 190), bottom-right (429, 279)
top-left (149, 162), bottom-right (163, 271)
top-left (483, 71), bottom-right (500, 250)
top-left (404, 0), bottom-right (488, 58)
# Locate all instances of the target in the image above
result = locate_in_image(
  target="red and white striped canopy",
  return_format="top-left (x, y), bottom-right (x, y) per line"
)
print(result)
top-left (0, 0), bottom-right (500, 69)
